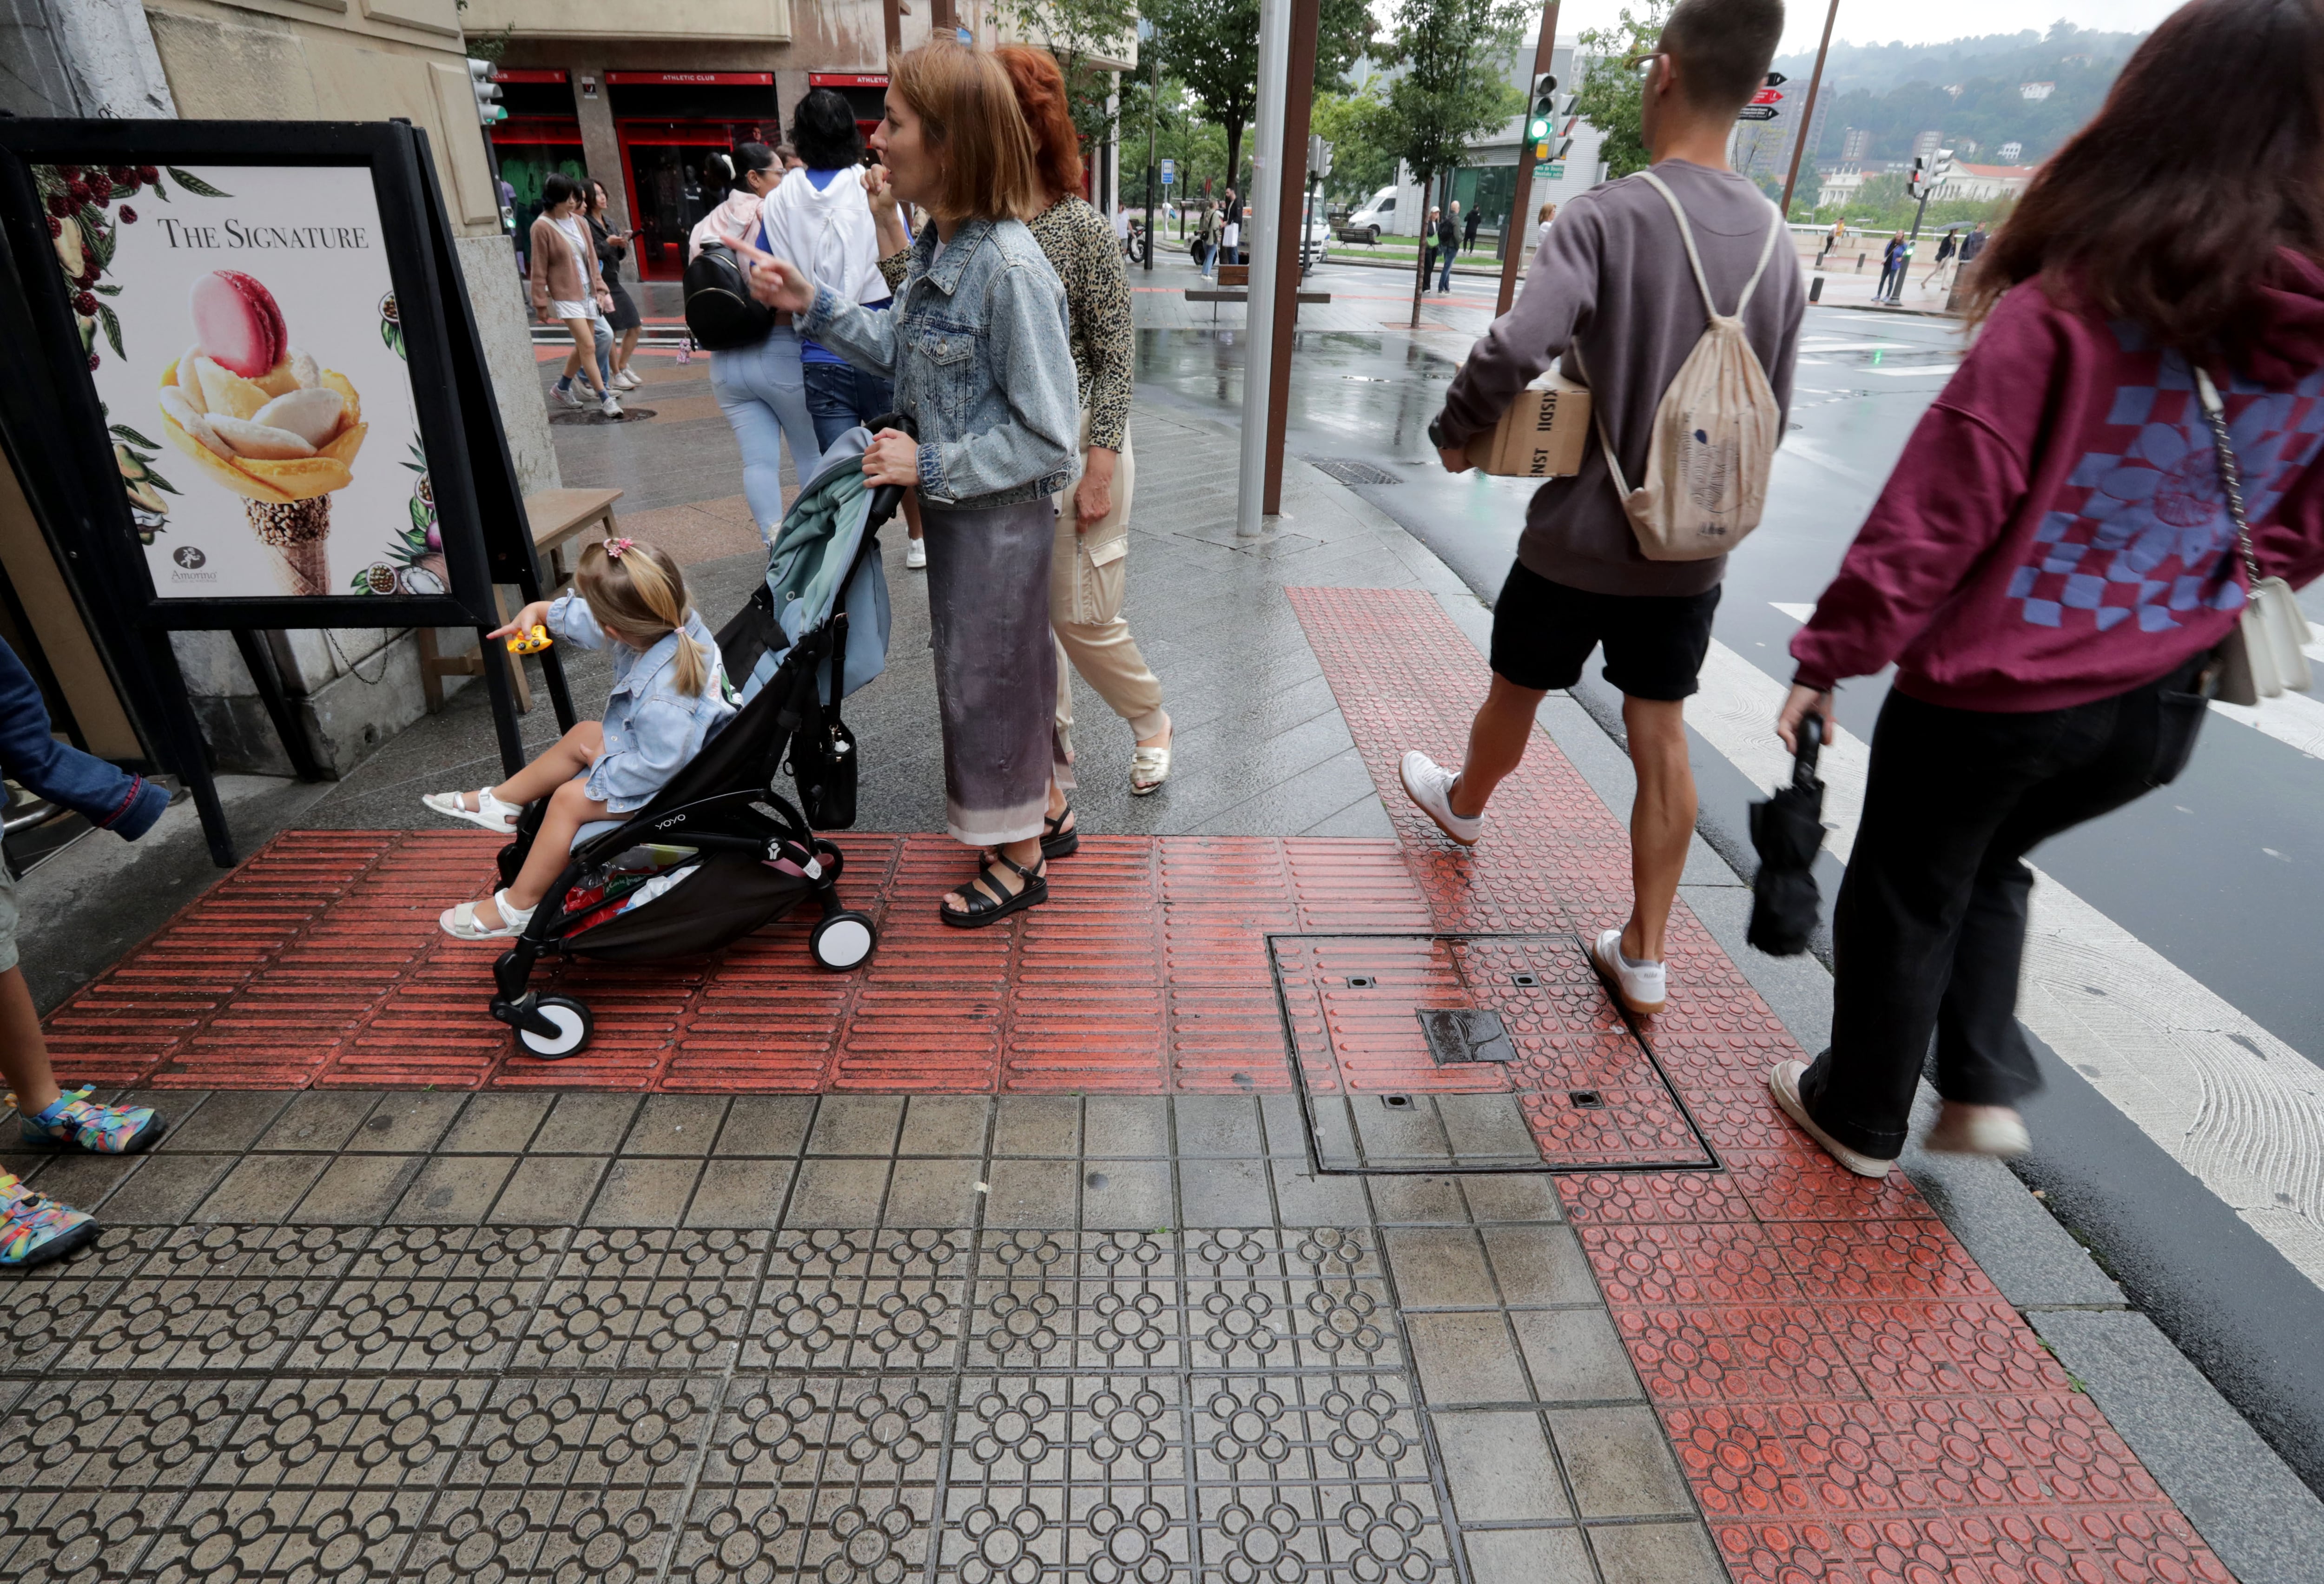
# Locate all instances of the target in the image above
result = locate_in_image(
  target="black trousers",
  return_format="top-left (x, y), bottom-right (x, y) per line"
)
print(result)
top-left (1799, 662), bottom-right (2207, 1159)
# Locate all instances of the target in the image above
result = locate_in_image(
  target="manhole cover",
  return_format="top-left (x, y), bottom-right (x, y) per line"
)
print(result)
top-left (1307, 456), bottom-right (1403, 487)
top-left (1270, 933), bottom-right (1716, 1175)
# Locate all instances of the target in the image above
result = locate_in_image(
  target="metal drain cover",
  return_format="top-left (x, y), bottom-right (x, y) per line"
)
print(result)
top-left (1417, 1008), bottom-right (1519, 1065)
top-left (1307, 456), bottom-right (1404, 488)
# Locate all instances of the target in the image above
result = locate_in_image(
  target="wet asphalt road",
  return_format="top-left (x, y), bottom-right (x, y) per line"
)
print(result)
top-left (1133, 260), bottom-right (2324, 1492)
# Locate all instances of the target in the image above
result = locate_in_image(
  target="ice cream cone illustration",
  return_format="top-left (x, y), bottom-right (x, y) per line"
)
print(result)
top-left (154, 271), bottom-right (367, 596)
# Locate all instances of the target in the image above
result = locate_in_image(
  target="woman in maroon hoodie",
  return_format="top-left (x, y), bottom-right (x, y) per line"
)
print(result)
top-left (1770, 0), bottom-right (2324, 1178)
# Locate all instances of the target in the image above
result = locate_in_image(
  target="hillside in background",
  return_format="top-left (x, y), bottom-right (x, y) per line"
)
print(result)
top-left (1774, 21), bottom-right (2145, 165)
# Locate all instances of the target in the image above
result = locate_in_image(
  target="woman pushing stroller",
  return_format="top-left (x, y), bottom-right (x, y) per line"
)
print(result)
top-left (423, 537), bottom-right (735, 938)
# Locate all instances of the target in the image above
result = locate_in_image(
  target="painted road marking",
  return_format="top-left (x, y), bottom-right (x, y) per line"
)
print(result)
top-left (1868, 363), bottom-right (1963, 377)
top-left (1800, 340), bottom-right (1915, 352)
top-left (1697, 631), bottom-right (2324, 1290)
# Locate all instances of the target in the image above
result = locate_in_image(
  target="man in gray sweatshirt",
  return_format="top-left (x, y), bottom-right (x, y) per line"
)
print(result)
top-left (1403, 0), bottom-right (1803, 1018)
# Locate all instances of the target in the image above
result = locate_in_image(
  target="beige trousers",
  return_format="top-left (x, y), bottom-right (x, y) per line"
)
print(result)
top-left (1052, 415), bottom-right (1165, 789)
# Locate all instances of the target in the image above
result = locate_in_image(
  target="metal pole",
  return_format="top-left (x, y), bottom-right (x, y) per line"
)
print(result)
top-left (1495, 1), bottom-right (1561, 318)
top-left (1779, 0), bottom-right (1840, 218)
top-left (1260, 0), bottom-right (1320, 515)
top-left (1236, 0), bottom-right (1294, 537)
top-left (1145, 31), bottom-right (1160, 272)
top-left (882, 0), bottom-right (901, 53)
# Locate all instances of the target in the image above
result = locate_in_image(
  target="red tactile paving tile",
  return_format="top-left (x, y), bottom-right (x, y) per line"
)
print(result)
top-left (1283, 585), bottom-right (2229, 1583)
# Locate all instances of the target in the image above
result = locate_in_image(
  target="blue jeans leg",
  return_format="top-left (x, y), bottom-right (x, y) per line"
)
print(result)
top-left (711, 329), bottom-right (820, 540)
top-left (803, 361), bottom-right (898, 454)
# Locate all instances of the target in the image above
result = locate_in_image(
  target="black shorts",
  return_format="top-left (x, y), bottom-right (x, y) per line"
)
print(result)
top-left (1488, 561), bottom-right (1720, 701)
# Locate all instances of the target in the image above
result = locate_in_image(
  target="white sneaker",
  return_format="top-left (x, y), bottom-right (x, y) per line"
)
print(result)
top-left (615, 368), bottom-right (641, 390)
top-left (1769, 1059), bottom-right (1893, 1178)
top-left (1588, 928), bottom-right (1667, 1015)
top-left (551, 383), bottom-right (584, 409)
top-left (1399, 751), bottom-right (1479, 845)
top-left (1923, 1102), bottom-right (2031, 1158)
top-left (600, 395), bottom-right (623, 419)
top-left (905, 539), bottom-right (927, 570)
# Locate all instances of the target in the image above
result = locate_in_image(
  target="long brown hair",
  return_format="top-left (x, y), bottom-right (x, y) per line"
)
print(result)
top-left (575, 539), bottom-right (710, 697)
top-left (994, 46), bottom-right (1084, 204)
top-left (1964, 0), bottom-right (2324, 364)
top-left (888, 43), bottom-right (1043, 222)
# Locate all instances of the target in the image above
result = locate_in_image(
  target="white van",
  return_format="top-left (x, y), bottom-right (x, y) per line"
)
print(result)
top-left (1339, 187), bottom-right (1399, 244)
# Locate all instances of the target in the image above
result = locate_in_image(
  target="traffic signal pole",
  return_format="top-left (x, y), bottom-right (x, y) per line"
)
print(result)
top-left (1779, 0), bottom-right (1839, 218)
top-left (1494, 0), bottom-right (1562, 319)
top-left (1144, 23), bottom-right (1160, 273)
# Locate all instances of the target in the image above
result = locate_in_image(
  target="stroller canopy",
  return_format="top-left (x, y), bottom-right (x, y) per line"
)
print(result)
top-left (743, 428), bottom-right (892, 706)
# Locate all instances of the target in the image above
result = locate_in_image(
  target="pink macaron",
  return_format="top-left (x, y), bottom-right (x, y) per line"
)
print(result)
top-left (190, 271), bottom-right (286, 379)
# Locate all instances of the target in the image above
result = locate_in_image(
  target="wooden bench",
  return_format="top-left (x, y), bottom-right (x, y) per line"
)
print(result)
top-left (416, 486), bottom-right (624, 715)
top-left (1183, 287), bottom-right (1333, 322)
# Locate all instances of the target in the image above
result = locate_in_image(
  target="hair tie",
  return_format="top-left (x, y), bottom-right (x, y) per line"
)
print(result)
top-left (603, 537), bottom-right (634, 560)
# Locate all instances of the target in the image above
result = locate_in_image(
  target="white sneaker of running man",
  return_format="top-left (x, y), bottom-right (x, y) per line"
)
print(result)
top-left (616, 368), bottom-right (642, 389)
top-left (1399, 751), bottom-right (1480, 845)
top-left (1589, 927), bottom-right (1668, 1015)
top-left (1768, 1058), bottom-right (1894, 1178)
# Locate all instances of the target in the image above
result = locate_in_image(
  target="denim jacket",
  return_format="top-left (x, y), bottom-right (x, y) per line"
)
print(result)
top-left (0, 635), bottom-right (167, 839)
top-left (803, 217), bottom-right (1079, 510)
top-left (547, 594), bottom-right (738, 813)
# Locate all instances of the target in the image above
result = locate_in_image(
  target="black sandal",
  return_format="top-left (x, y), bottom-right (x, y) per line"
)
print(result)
top-left (1040, 806), bottom-right (1078, 860)
top-left (938, 851), bottom-right (1048, 929)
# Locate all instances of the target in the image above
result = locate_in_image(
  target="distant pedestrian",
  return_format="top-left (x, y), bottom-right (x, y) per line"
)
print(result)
top-left (1534, 200), bottom-right (1556, 254)
top-left (1959, 222), bottom-right (1988, 265)
top-left (1874, 231), bottom-right (1906, 301)
top-left (0, 632), bottom-right (172, 1268)
top-left (1411, 0), bottom-right (1802, 1020)
top-left (1769, 0), bottom-right (2324, 1179)
top-left (1422, 205), bottom-right (1441, 284)
top-left (1463, 204), bottom-right (1482, 252)
top-left (1923, 226), bottom-right (1957, 288)
top-left (1437, 202), bottom-right (1462, 292)
top-left (748, 41), bottom-right (1080, 927)
top-left (1816, 218), bottom-right (1843, 266)
top-left (529, 172), bottom-right (621, 418)
top-left (1195, 200), bottom-right (1219, 274)
top-left (1221, 210), bottom-right (1241, 268)
top-left (585, 180), bottom-right (643, 391)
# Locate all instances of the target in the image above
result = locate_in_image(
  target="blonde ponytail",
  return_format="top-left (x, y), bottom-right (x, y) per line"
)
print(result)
top-left (575, 539), bottom-right (712, 698)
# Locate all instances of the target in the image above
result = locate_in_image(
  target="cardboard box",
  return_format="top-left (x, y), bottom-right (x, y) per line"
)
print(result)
top-left (1463, 369), bottom-right (1593, 478)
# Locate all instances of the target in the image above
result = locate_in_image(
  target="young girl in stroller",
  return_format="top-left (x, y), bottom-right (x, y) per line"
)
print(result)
top-left (423, 536), bottom-right (735, 939)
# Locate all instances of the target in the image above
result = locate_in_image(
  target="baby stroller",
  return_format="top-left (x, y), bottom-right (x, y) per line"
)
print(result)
top-left (484, 420), bottom-right (907, 1059)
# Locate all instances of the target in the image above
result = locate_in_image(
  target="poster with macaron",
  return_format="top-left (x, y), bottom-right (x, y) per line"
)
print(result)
top-left (48, 161), bottom-right (421, 601)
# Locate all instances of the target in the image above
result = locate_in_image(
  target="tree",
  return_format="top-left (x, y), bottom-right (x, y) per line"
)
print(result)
top-left (998, 0), bottom-right (1143, 144)
top-left (1311, 83), bottom-right (1396, 205)
top-left (1377, 0), bottom-right (1529, 323)
top-left (1570, 0), bottom-right (1668, 181)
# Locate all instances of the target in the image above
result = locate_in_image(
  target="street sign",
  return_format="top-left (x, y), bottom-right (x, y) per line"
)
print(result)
top-left (1532, 162), bottom-right (1565, 181)
top-left (1160, 158), bottom-right (1175, 186)
top-left (1765, 71), bottom-right (1787, 86)
top-left (1736, 105), bottom-right (1780, 121)
top-left (1750, 87), bottom-right (1783, 105)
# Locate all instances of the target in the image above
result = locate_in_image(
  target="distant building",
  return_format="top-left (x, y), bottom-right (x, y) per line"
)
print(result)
top-left (2021, 81), bottom-right (2056, 100)
top-left (1912, 130), bottom-right (1942, 162)
top-left (1840, 127), bottom-right (1871, 161)
top-left (1998, 140), bottom-right (2024, 163)
top-left (1816, 165), bottom-right (1866, 208)
top-left (1938, 162), bottom-right (2040, 202)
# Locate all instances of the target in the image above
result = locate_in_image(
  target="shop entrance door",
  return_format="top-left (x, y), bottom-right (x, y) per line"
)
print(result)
top-left (618, 120), bottom-right (770, 280)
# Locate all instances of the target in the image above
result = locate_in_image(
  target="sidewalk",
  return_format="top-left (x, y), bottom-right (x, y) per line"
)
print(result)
top-left (7, 390), bottom-right (2238, 1580)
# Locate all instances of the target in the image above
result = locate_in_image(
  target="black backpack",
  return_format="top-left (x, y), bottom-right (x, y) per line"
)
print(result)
top-left (683, 240), bottom-right (772, 351)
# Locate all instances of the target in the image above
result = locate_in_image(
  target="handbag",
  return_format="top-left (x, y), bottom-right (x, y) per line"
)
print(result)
top-left (681, 240), bottom-right (773, 352)
top-left (2194, 366), bottom-right (2314, 706)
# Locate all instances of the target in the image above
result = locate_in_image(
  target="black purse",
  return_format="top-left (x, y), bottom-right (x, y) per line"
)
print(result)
top-left (681, 240), bottom-right (772, 351)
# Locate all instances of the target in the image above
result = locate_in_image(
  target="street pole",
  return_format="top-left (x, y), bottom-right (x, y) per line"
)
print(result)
top-left (1779, 0), bottom-right (1839, 218)
top-left (881, 0), bottom-right (901, 54)
top-left (1235, 0), bottom-right (1294, 536)
top-left (1144, 24), bottom-right (1160, 273)
top-left (1494, 0), bottom-right (1561, 318)
top-left (1260, 0), bottom-right (1319, 516)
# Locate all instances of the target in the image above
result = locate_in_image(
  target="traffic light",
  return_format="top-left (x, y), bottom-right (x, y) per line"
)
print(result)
top-left (1528, 73), bottom-right (1558, 159)
top-left (469, 58), bottom-right (505, 126)
top-left (1930, 147), bottom-right (1955, 188)
top-left (1307, 133), bottom-right (1334, 180)
top-left (1908, 155), bottom-right (1928, 199)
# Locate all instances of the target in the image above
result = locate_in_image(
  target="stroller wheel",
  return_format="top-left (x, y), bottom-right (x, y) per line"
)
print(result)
top-left (516, 996), bottom-right (593, 1058)
top-left (811, 838), bottom-right (845, 880)
top-left (810, 911), bottom-right (877, 971)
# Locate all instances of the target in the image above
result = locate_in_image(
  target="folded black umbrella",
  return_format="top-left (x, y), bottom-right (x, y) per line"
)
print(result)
top-left (1747, 714), bottom-right (1826, 957)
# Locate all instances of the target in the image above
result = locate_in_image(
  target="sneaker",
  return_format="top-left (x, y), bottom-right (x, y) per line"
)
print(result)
top-left (0, 1172), bottom-right (95, 1269)
top-left (1399, 751), bottom-right (1480, 845)
top-left (551, 382), bottom-right (584, 409)
top-left (615, 368), bottom-right (642, 390)
top-left (600, 395), bottom-right (623, 419)
top-left (1923, 1102), bottom-right (2031, 1158)
top-left (17, 1086), bottom-right (165, 1153)
top-left (1588, 928), bottom-right (1667, 1015)
top-left (1768, 1059), bottom-right (1894, 1179)
top-left (905, 539), bottom-right (927, 570)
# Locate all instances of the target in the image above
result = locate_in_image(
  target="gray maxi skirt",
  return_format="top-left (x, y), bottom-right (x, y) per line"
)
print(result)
top-left (922, 495), bottom-right (1067, 846)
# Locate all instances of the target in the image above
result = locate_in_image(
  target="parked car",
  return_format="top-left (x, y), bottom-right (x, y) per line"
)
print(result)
top-left (1339, 186), bottom-right (1399, 244)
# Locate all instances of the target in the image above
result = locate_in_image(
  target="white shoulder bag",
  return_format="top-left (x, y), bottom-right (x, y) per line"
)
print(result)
top-left (2193, 366), bottom-right (2313, 705)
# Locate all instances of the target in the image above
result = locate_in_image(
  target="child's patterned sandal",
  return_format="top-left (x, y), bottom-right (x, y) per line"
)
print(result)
top-left (14, 1086), bottom-right (167, 1154)
top-left (0, 1171), bottom-right (95, 1269)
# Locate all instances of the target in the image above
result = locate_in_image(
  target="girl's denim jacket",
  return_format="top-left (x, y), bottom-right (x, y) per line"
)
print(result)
top-left (802, 216), bottom-right (1079, 510)
top-left (547, 594), bottom-right (737, 813)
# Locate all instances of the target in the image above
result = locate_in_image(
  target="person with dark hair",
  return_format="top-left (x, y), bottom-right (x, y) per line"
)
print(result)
top-left (1463, 204), bottom-right (1483, 255)
top-left (746, 43), bottom-right (1079, 927)
top-left (1958, 222), bottom-right (1987, 265)
top-left (586, 179), bottom-right (644, 391)
top-left (1771, 0), bottom-right (2324, 1177)
top-left (1411, 0), bottom-right (1801, 1020)
top-left (694, 142), bottom-right (821, 543)
top-left (528, 171), bottom-right (621, 418)
top-left (1435, 202), bottom-right (1462, 292)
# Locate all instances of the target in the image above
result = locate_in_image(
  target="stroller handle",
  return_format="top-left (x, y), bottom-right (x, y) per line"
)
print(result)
top-left (865, 411), bottom-right (919, 529)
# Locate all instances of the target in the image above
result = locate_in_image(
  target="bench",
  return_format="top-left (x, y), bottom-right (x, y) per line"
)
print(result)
top-left (416, 486), bottom-right (625, 715)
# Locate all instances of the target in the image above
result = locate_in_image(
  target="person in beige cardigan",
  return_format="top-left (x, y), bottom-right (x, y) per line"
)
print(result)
top-left (528, 172), bottom-right (620, 417)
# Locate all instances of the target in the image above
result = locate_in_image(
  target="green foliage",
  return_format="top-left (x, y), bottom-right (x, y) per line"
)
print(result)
top-left (1570, 0), bottom-right (1666, 181)
top-left (1149, 0), bottom-right (1385, 197)
top-left (998, 0), bottom-right (1142, 143)
top-left (1377, 0), bottom-right (1530, 192)
top-left (1125, 74), bottom-right (1234, 199)
top-left (1310, 84), bottom-right (1395, 204)
top-left (1314, 0), bottom-right (1378, 94)
top-left (464, 23), bottom-right (516, 64)
top-left (1797, 169), bottom-right (2017, 232)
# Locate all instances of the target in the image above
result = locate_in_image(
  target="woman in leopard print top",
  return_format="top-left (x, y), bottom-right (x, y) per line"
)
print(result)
top-left (872, 46), bottom-right (1172, 824)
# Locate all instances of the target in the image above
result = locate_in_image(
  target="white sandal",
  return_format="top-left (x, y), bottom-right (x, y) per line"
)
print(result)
top-left (439, 891), bottom-right (535, 941)
top-left (423, 789), bottom-right (520, 833)
top-left (1130, 742), bottom-right (1172, 796)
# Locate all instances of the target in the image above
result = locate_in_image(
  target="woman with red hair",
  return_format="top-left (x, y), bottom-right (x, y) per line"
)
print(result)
top-left (871, 45), bottom-right (1172, 845)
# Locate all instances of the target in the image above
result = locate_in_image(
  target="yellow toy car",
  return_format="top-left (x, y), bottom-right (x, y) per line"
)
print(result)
top-left (506, 624), bottom-right (552, 655)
